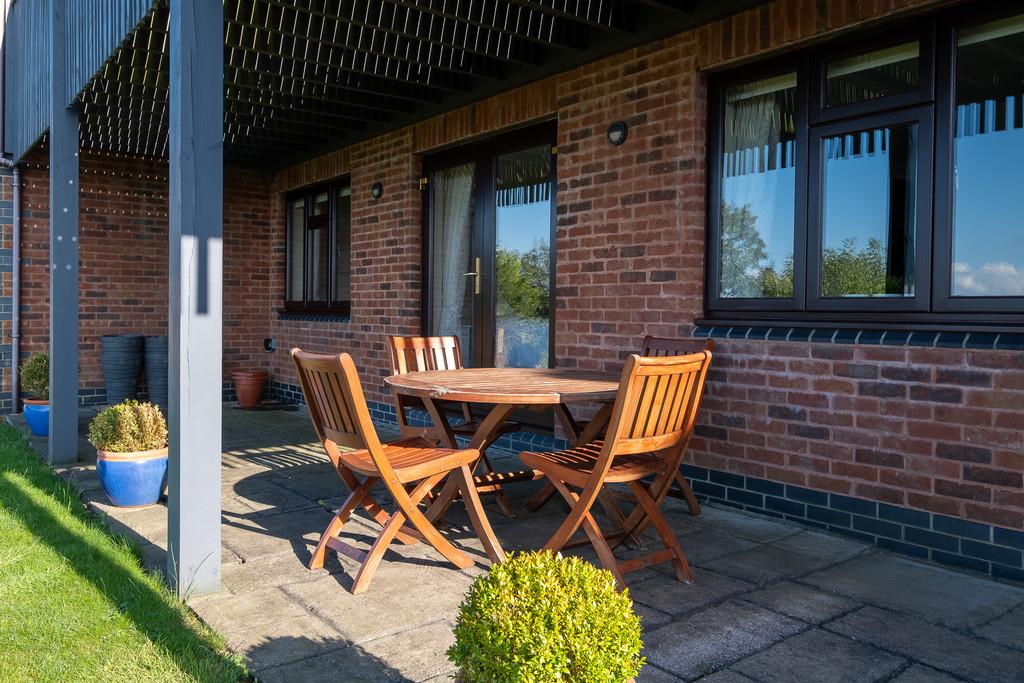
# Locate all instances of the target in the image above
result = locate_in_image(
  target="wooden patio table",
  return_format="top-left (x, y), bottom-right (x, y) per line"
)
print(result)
top-left (384, 367), bottom-right (620, 523)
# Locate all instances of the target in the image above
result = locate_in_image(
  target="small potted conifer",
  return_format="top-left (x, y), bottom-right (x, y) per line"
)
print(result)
top-left (20, 352), bottom-right (50, 437)
top-left (448, 551), bottom-right (645, 683)
top-left (89, 400), bottom-right (168, 507)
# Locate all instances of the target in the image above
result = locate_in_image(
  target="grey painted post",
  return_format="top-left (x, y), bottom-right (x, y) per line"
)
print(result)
top-left (166, 0), bottom-right (223, 598)
top-left (48, 0), bottom-right (79, 465)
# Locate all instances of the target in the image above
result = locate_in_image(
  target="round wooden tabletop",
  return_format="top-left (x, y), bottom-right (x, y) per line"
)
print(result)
top-left (384, 367), bottom-right (620, 405)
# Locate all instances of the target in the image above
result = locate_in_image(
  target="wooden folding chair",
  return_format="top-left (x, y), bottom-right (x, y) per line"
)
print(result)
top-left (292, 349), bottom-right (505, 594)
top-left (520, 351), bottom-right (712, 588)
top-left (640, 336), bottom-right (714, 515)
top-left (526, 336), bottom-right (713, 518)
top-left (388, 335), bottom-right (521, 517)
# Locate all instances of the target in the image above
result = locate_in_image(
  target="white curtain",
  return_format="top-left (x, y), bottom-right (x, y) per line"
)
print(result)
top-left (431, 163), bottom-right (475, 336)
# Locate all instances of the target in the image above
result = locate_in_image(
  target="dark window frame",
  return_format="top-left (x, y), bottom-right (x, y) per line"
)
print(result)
top-left (705, 3), bottom-right (1024, 327)
top-left (285, 178), bottom-right (352, 315)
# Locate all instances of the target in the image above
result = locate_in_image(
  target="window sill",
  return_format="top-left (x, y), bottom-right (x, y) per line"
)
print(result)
top-left (693, 322), bottom-right (1024, 351)
top-left (277, 311), bottom-right (351, 324)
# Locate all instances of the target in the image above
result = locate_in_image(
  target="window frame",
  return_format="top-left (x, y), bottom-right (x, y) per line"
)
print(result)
top-left (806, 105), bottom-right (934, 313)
top-left (704, 4), bottom-right (1024, 326)
top-left (284, 178), bottom-right (352, 316)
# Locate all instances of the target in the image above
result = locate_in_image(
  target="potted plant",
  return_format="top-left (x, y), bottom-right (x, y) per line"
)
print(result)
top-left (20, 352), bottom-right (50, 437)
top-left (448, 551), bottom-right (645, 683)
top-left (89, 400), bottom-right (169, 507)
top-left (231, 369), bottom-right (268, 409)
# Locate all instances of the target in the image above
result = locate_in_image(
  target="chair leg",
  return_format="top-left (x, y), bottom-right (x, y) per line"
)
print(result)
top-left (673, 469), bottom-right (702, 516)
top-left (350, 508), bottom-right (408, 594)
top-left (455, 464), bottom-right (506, 564)
top-left (397, 474), bottom-right (474, 571)
top-left (627, 480), bottom-right (694, 583)
top-left (478, 451), bottom-right (517, 519)
top-left (310, 476), bottom-right (376, 570)
top-left (548, 478), bottom-right (626, 589)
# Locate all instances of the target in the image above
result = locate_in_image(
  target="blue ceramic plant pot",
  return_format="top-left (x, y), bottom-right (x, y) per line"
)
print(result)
top-left (23, 400), bottom-right (49, 437)
top-left (96, 447), bottom-right (168, 507)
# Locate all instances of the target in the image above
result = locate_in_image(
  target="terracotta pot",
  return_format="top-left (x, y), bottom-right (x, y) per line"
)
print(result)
top-left (232, 370), bottom-right (268, 409)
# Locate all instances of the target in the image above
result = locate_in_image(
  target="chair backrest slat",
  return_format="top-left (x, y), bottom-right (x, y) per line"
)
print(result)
top-left (388, 335), bottom-right (464, 375)
top-left (605, 352), bottom-right (712, 457)
top-left (291, 349), bottom-right (387, 459)
top-left (641, 335), bottom-right (713, 357)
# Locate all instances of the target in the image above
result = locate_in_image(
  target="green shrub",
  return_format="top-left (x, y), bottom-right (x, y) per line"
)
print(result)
top-left (88, 400), bottom-right (167, 453)
top-left (449, 551), bottom-right (645, 683)
top-left (19, 352), bottom-right (49, 401)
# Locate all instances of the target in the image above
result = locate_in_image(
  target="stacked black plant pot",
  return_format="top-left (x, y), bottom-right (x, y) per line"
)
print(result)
top-left (144, 335), bottom-right (169, 414)
top-left (100, 334), bottom-right (144, 405)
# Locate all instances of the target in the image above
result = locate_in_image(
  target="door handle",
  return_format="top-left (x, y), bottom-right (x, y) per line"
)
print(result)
top-left (463, 256), bottom-right (481, 295)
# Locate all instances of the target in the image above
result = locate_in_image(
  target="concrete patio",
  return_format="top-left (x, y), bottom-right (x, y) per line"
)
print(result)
top-left (20, 408), bottom-right (1024, 682)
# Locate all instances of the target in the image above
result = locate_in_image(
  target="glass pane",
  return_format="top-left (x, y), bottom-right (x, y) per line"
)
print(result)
top-left (951, 14), bottom-right (1024, 297)
top-left (311, 191), bottom-right (330, 216)
top-left (495, 145), bottom-right (552, 369)
top-left (288, 198), bottom-right (305, 301)
top-left (335, 186), bottom-right (351, 303)
top-left (720, 73), bottom-right (797, 298)
top-left (826, 42), bottom-right (919, 107)
top-left (429, 163), bottom-right (476, 363)
top-left (308, 226), bottom-right (330, 302)
top-left (820, 124), bottom-right (918, 298)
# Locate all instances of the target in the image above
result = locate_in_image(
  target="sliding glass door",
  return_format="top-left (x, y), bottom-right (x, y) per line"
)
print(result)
top-left (425, 123), bottom-right (556, 369)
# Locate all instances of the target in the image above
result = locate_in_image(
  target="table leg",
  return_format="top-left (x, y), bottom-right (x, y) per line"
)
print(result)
top-left (425, 402), bottom-right (517, 524)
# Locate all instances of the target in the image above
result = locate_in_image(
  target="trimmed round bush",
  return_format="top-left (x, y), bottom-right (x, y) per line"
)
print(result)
top-left (19, 352), bottom-right (49, 401)
top-left (448, 551), bottom-right (645, 683)
top-left (88, 400), bottom-right (167, 453)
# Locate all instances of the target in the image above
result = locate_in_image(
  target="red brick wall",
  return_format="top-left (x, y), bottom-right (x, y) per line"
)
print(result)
top-left (16, 148), bottom-right (273, 392)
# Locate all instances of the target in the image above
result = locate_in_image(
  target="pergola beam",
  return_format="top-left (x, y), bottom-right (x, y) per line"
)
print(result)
top-left (47, 0), bottom-right (80, 466)
top-left (166, 0), bottom-right (224, 599)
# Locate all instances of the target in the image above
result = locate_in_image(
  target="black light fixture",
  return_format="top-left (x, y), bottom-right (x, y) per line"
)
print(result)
top-left (607, 120), bottom-right (629, 146)
top-left (371, 181), bottom-right (384, 199)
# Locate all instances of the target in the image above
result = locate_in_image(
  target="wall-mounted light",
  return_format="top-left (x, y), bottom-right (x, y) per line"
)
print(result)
top-left (371, 181), bottom-right (384, 200)
top-left (607, 120), bottom-right (629, 146)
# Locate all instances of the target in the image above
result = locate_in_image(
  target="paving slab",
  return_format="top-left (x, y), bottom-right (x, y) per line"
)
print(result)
top-left (681, 528), bottom-right (759, 564)
top-left (281, 560), bottom-right (475, 644)
top-left (190, 586), bottom-right (310, 638)
top-left (230, 616), bottom-right (349, 673)
top-left (220, 506), bottom-right (333, 563)
top-left (692, 670), bottom-right (756, 683)
top-left (731, 628), bottom-right (906, 682)
top-left (358, 619), bottom-right (457, 682)
top-left (739, 581), bottom-right (860, 624)
top-left (636, 664), bottom-right (685, 682)
top-left (689, 506), bottom-right (800, 543)
top-left (802, 553), bottom-right (1024, 628)
top-left (972, 603), bottom-right (1024, 651)
top-left (630, 568), bottom-right (754, 617)
top-left (702, 544), bottom-right (834, 585)
top-left (767, 530), bottom-right (869, 564)
top-left (889, 664), bottom-right (964, 683)
top-left (643, 600), bottom-right (803, 679)
top-left (826, 606), bottom-right (1024, 683)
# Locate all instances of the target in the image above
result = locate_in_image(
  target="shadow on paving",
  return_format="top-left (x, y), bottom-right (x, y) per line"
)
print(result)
top-left (0, 471), bottom-right (244, 681)
top-left (247, 635), bottom-right (415, 682)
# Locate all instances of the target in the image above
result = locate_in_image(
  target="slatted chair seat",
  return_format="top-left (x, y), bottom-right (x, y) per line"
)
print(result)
top-left (291, 349), bottom-right (506, 594)
top-left (521, 442), bottom-right (665, 485)
top-left (521, 351), bottom-right (712, 589)
top-left (341, 437), bottom-right (480, 483)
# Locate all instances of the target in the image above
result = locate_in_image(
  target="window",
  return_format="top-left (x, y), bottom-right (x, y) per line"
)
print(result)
top-left (707, 6), bottom-right (1024, 324)
top-left (286, 181), bottom-right (351, 314)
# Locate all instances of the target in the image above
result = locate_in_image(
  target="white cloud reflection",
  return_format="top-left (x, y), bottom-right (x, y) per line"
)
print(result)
top-left (952, 261), bottom-right (1024, 296)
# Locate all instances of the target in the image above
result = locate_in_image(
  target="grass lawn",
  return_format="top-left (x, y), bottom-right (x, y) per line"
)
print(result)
top-left (0, 424), bottom-right (247, 682)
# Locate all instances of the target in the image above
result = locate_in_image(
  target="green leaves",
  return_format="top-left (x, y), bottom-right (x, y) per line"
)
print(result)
top-left (88, 401), bottom-right (167, 453)
top-left (449, 551), bottom-right (645, 683)
top-left (19, 352), bottom-right (49, 401)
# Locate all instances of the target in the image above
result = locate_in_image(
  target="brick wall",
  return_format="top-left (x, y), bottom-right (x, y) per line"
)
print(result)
top-left (16, 148), bottom-right (273, 399)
